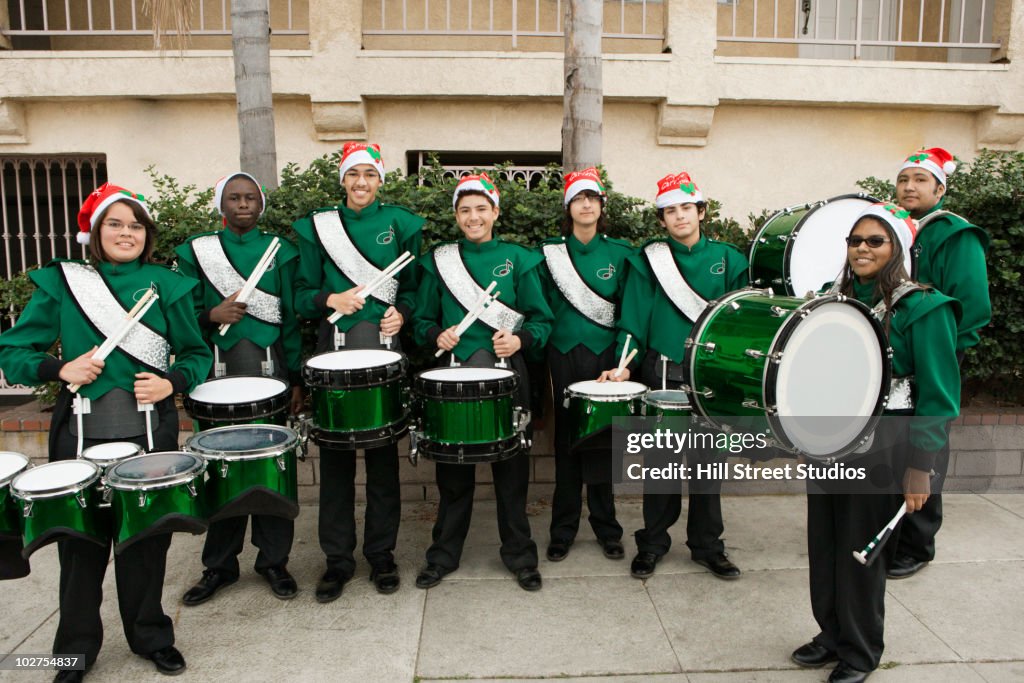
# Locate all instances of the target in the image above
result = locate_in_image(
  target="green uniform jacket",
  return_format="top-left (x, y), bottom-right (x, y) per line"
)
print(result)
top-left (175, 228), bottom-right (302, 382)
top-left (616, 236), bottom-right (749, 364)
top-left (852, 280), bottom-right (961, 471)
top-left (413, 237), bottom-right (554, 361)
top-left (913, 199), bottom-right (990, 354)
top-left (292, 199), bottom-right (425, 330)
top-left (0, 259), bottom-right (212, 399)
top-left (537, 234), bottom-right (635, 356)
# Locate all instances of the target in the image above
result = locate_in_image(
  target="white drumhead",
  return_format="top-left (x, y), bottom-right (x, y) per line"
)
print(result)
top-left (568, 380), bottom-right (647, 400)
top-left (306, 350), bottom-right (403, 371)
top-left (420, 367), bottom-right (515, 382)
top-left (644, 390), bottom-right (691, 407)
top-left (773, 301), bottom-right (884, 456)
top-left (12, 460), bottom-right (98, 494)
top-left (789, 196), bottom-right (875, 296)
top-left (0, 451), bottom-right (29, 483)
top-left (107, 452), bottom-right (204, 489)
top-left (189, 376), bottom-right (287, 405)
top-left (82, 442), bottom-right (143, 465)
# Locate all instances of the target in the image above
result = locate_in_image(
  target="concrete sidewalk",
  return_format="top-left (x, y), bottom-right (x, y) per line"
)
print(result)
top-left (2, 493), bottom-right (1023, 682)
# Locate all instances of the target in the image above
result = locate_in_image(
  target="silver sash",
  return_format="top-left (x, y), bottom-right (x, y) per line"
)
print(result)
top-left (312, 210), bottom-right (397, 305)
top-left (190, 235), bottom-right (281, 325)
top-left (542, 243), bottom-right (615, 329)
top-left (885, 376), bottom-right (915, 411)
top-left (434, 243), bottom-right (525, 332)
top-left (59, 262), bottom-right (170, 371)
top-left (643, 242), bottom-right (708, 323)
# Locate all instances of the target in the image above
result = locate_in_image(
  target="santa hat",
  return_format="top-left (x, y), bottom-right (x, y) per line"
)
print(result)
top-left (76, 183), bottom-right (152, 246)
top-left (855, 202), bottom-right (918, 275)
top-left (214, 172), bottom-right (266, 221)
top-left (899, 147), bottom-right (957, 187)
top-left (655, 172), bottom-right (704, 209)
top-left (338, 142), bottom-right (385, 182)
top-left (563, 167), bottom-right (606, 206)
top-left (453, 173), bottom-right (500, 209)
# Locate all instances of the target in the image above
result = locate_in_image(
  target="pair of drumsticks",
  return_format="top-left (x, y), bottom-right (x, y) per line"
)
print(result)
top-left (327, 251), bottom-right (416, 325)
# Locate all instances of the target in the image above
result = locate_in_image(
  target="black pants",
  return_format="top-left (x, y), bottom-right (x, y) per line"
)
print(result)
top-left (424, 351), bottom-right (537, 572)
top-left (201, 515), bottom-right (294, 578)
top-left (634, 351), bottom-right (725, 560)
top-left (547, 344), bottom-right (622, 546)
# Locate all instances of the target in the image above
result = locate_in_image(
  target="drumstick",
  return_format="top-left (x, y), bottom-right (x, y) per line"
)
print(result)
top-left (69, 289), bottom-right (159, 393)
top-left (853, 502), bottom-right (907, 567)
top-left (218, 237), bottom-right (281, 335)
top-left (326, 251), bottom-right (415, 324)
top-left (613, 348), bottom-right (638, 378)
top-left (618, 334), bottom-right (632, 371)
top-left (434, 284), bottom-right (500, 357)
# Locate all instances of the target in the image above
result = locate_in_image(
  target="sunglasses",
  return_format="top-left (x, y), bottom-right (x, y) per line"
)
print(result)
top-left (845, 235), bottom-right (891, 248)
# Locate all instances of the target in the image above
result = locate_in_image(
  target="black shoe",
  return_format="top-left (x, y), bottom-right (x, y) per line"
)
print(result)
top-left (828, 661), bottom-right (871, 683)
top-left (144, 646), bottom-right (186, 676)
top-left (370, 562), bottom-right (401, 595)
top-left (694, 552), bottom-right (741, 580)
top-left (415, 564), bottom-right (450, 590)
top-left (546, 541), bottom-right (571, 562)
top-left (515, 567), bottom-right (543, 591)
top-left (887, 553), bottom-right (928, 580)
top-left (181, 569), bottom-right (238, 606)
top-left (599, 538), bottom-right (625, 560)
top-left (791, 641), bottom-right (839, 668)
top-left (53, 670), bottom-right (85, 683)
top-left (258, 565), bottom-right (298, 600)
top-left (630, 552), bottom-right (659, 579)
top-left (315, 569), bottom-right (348, 603)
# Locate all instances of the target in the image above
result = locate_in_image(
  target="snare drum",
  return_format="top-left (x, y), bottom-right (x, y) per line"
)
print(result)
top-left (0, 452), bottom-right (30, 539)
top-left (749, 194), bottom-right (879, 297)
top-left (302, 349), bottom-right (409, 449)
top-left (10, 460), bottom-right (106, 557)
top-left (185, 425), bottom-right (299, 522)
top-left (564, 380), bottom-right (647, 448)
top-left (184, 375), bottom-right (290, 431)
top-left (105, 452), bottom-right (208, 554)
top-left (643, 390), bottom-right (692, 421)
top-left (684, 289), bottom-right (889, 461)
top-left (413, 367), bottom-right (525, 464)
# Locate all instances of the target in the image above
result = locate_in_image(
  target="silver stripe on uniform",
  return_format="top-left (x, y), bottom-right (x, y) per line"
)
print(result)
top-left (644, 242), bottom-right (708, 323)
top-left (312, 211), bottom-right (397, 305)
top-left (190, 235), bottom-right (282, 325)
top-left (542, 242), bottom-right (615, 328)
top-left (434, 243), bottom-right (525, 332)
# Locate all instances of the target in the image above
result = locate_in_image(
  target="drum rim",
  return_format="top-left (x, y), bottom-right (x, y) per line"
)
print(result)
top-left (566, 379), bottom-right (648, 402)
top-left (0, 451), bottom-right (30, 487)
top-left (104, 452), bottom-right (207, 491)
top-left (418, 367), bottom-right (516, 381)
top-left (303, 351), bottom-right (408, 389)
top-left (81, 442), bottom-right (145, 465)
top-left (643, 389), bottom-right (692, 408)
top-left (185, 424), bottom-right (299, 461)
top-left (10, 459), bottom-right (101, 500)
top-left (413, 368), bottom-right (519, 399)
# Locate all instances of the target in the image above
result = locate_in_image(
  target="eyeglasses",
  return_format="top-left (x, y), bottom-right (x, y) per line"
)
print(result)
top-left (102, 220), bottom-right (145, 232)
top-left (570, 193), bottom-right (602, 204)
top-left (845, 235), bottom-right (891, 248)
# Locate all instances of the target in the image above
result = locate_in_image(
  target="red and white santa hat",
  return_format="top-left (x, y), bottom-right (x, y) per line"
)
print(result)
top-left (453, 172), bottom-right (500, 209)
top-left (563, 167), bottom-right (606, 206)
top-left (899, 147), bottom-right (957, 187)
top-left (76, 183), bottom-right (152, 245)
top-left (213, 172), bottom-right (266, 219)
top-left (338, 142), bottom-right (385, 182)
top-left (655, 172), bottom-right (703, 209)
top-left (855, 202), bottom-right (919, 274)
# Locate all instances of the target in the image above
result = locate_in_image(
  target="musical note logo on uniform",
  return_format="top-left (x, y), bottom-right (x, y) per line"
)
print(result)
top-left (597, 264), bottom-right (615, 280)
top-left (377, 225), bottom-right (395, 245)
top-left (710, 259), bottom-right (726, 275)
top-left (492, 259), bottom-right (514, 278)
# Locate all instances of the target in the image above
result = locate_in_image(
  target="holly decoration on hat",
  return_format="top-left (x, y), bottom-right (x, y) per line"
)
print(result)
top-left (907, 153), bottom-right (930, 163)
top-left (680, 182), bottom-right (696, 195)
top-left (479, 175), bottom-right (496, 192)
top-left (367, 145), bottom-right (382, 162)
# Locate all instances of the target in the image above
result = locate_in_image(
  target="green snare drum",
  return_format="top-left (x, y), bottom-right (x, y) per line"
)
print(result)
top-left (642, 390), bottom-right (692, 422)
top-left (564, 380), bottom-right (647, 448)
top-left (0, 452), bottom-right (31, 539)
top-left (749, 194), bottom-right (878, 297)
top-left (184, 375), bottom-right (290, 432)
top-left (412, 367), bottom-right (526, 464)
top-left (10, 459), bottom-right (106, 558)
top-left (303, 349), bottom-right (409, 449)
top-left (185, 424), bottom-right (300, 522)
top-left (104, 452), bottom-right (208, 554)
top-left (684, 289), bottom-right (889, 462)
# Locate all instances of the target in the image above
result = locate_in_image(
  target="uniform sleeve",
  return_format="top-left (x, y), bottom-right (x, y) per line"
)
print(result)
top-left (277, 249), bottom-right (304, 383)
top-left (292, 216), bottom-right (329, 320)
top-left (513, 259), bottom-right (553, 352)
top-left (937, 230), bottom-right (991, 353)
top-left (726, 246), bottom-right (750, 292)
top-left (614, 252), bottom-right (653, 372)
top-left (162, 280), bottom-right (214, 394)
top-left (173, 242), bottom-right (216, 329)
top-left (906, 299), bottom-right (961, 471)
top-left (412, 254), bottom-right (444, 348)
top-left (395, 213), bottom-right (426, 322)
top-left (0, 287), bottom-right (64, 387)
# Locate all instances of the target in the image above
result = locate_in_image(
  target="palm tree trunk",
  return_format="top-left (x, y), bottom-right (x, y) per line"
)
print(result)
top-left (562, 0), bottom-right (603, 171)
top-left (231, 0), bottom-right (279, 189)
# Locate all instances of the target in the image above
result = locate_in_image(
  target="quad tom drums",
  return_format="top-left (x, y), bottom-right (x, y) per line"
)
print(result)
top-left (10, 459), bottom-right (106, 557)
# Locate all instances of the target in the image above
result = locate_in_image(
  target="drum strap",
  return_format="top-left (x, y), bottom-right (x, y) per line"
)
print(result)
top-left (643, 242), bottom-right (708, 324)
top-left (541, 243), bottom-right (615, 329)
top-left (190, 234), bottom-right (282, 325)
top-left (312, 211), bottom-right (397, 305)
top-left (59, 262), bottom-right (169, 372)
top-left (870, 281), bottom-right (924, 321)
top-left (434, 243), bottom-right (525, 332)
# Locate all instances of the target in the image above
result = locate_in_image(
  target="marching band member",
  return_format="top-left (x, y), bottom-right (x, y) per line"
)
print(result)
top-left (292, 143), bottom-right (424, 601)
top-left (792, 202), bottom-right (960, 683)
top-left (176, 172), bottom-right (303, 604)
top-left (412, 174), bottom-right (553, 591)
top-left (0, 184), bottom-right (212, 681)
top-left (598, 172), bottom-right (748, 581)
top-left (538, 168), bottom-right (633, 563)
top-left (887, 147), bottom-right (990, 579)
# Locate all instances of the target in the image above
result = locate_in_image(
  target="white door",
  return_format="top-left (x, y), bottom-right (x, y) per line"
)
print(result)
top-left (799, 0), bottom-right (897, 60)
